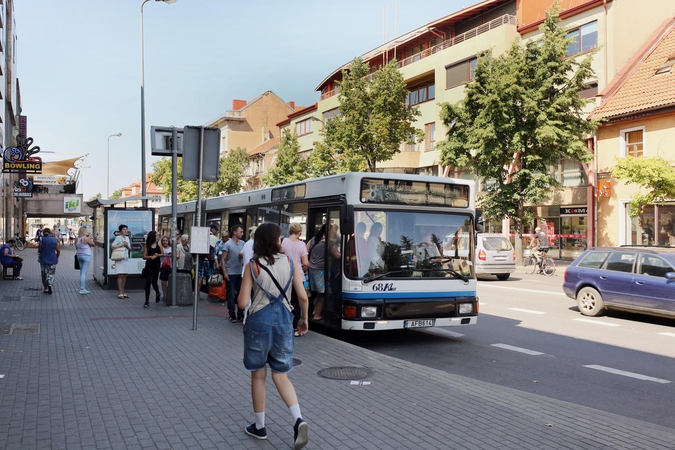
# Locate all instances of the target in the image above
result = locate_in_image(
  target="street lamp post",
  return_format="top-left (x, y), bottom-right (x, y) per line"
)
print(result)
top-left (140, 0), bottom-right (177, 207)
top-left (107, 133), bottom-right (122, 198)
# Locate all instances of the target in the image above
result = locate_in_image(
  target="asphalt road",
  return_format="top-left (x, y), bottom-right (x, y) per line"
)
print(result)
top-left (325, 270), bottom-right (675, 430)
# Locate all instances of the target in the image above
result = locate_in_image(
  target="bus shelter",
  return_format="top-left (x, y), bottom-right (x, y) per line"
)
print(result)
top-left (87, 196), bottom-right (158, 290)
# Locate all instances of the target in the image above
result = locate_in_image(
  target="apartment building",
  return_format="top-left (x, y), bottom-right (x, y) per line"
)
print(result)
top-left (590, 18), bottom-right (675, 247)
top-left (296, 0), bottom-right (675, 258)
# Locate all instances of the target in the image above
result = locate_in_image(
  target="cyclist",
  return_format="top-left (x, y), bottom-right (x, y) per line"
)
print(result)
top-left (529, 226), bottom-right (549, 271)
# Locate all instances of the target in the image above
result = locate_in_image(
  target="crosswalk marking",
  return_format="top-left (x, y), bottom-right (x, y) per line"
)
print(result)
top-left (583, 365), bottom-right (671, 384)
top-left (508, 308), bottom-right (545, 315)
top-left (491, 343), bottom-right (545, 355)
top-left (573, 318), bottom-right (620, 327)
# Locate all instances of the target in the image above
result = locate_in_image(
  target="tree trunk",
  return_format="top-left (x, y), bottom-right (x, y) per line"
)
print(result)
top-left (514, 199), bottom-right (525, 265)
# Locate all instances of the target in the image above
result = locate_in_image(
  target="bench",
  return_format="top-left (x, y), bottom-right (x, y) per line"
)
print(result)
top-left (2, 265), bottom-right (16, 280)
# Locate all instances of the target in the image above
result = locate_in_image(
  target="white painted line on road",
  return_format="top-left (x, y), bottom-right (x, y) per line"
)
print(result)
top-left (477, 284), bottom-right (566, 297)
top-left (491, 343), bottom-right (545, 355)
top-left (419, 328), bottom-right (464, 338)
top-left (508, 308), bottom-right (545, 315)
top-left (573, 318), bottom-right (620, 327)
top-left (658, 332), bottom-right (675, 338)
top-left (583, 365), bottom-right (671, 384)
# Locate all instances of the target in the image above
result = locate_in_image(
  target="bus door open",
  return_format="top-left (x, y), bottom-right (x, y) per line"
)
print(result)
top-left (227, 210), bottom-right (246, 234)
top-left (307, 207), bottom-right (342, 325)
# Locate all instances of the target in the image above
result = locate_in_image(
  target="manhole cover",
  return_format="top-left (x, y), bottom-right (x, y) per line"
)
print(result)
top-left (9, 323), bottom-right (40, 334)
top-left (1, 296), bottom-right (21, 302)
top-left (317, 366), bottom-right (374, 380)
top-left (293, 358), bottom-right (302, 367)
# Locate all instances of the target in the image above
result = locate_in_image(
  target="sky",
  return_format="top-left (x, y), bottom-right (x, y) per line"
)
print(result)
top-left (16, 0), bottom-right (474, 200)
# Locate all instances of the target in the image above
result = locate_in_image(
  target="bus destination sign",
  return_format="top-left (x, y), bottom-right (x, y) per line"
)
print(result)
top-left (361, 178), bottom-right (469, 207)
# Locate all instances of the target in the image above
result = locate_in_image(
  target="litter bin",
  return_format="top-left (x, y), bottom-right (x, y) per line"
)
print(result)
top-left (166, 271), bottom-right (194, 306)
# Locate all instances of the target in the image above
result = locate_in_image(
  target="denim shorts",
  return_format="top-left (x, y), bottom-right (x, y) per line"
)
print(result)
top-left (243, 301), bottom-right (294, 373)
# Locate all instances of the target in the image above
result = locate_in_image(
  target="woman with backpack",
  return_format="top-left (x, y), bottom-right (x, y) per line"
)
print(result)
top-left (237, 222), bottom-right (309, 449)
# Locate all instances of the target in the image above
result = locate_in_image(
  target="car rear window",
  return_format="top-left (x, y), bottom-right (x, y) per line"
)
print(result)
top-left (482, 237), bottom-right (512, 251)
top-left (605, 252), bottom-right (636, 273)
top-left (577, 251), bottom-right (610, 268)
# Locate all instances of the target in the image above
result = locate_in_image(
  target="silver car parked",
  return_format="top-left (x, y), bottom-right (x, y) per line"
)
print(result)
top-left (475, 233), bottom-right (516, 280)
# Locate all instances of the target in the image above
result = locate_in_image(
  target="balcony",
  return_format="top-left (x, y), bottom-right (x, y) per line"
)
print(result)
top-left (397, 15), bottom-right (517, 69)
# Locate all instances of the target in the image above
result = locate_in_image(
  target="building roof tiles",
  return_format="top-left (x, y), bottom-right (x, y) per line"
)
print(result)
top-left (590, 18), bottom-right (675, 120)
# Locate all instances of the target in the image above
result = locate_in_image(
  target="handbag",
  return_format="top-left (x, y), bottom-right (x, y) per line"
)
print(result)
top-left (208, 282), bottom-right (226, 300)
top-left (74, 255), bottom-right (80, 270)
top-left (208, 273), bottom-right (224, 286)
top-left (111, 247), bottom-right (126, 261)
top-left (161, 255), bottom-right (172, 270)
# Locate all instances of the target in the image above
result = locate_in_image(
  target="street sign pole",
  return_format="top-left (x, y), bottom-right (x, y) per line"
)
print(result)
top-left (192, 127), bottom-right (206, 330)
top-left (170, 126), bottom-right (178, 308)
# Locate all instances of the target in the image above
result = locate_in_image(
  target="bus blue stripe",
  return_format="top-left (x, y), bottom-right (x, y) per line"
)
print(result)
top-left (342, 291), bottom-right (476, 299)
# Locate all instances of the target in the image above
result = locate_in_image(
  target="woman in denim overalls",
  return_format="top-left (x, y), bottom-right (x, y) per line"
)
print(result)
top-left (237, 223), bottom-right (309, 449)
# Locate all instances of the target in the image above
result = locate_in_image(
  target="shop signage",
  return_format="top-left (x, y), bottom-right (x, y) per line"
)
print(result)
top-left (2, 135), bottom-right (43, 174)
top-left (63, 196), bottom-right (81, 213)
top-left (597, 181), bottom-right (611, 198)
top-left (13, 185), bottom-right (32, 198)
top-left (561, 207), bottom-right (587, 216)
top-left (33, 175), bottom-right (68, 185)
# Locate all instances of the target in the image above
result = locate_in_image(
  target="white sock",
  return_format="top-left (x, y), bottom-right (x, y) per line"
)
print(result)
top-left (289, 404), bottom-right (302, 422)
top-left (255, 412), bottom-right (265, 430)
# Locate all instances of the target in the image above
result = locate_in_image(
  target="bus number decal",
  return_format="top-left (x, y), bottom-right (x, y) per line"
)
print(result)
top-left (372, 283), bottom-right (396, 292)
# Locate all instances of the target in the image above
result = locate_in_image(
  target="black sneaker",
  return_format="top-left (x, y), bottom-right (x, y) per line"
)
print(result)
top-left (293, 418), bottom-right (308, 450)
top-left (229, 317), bottom-right (237, 323)
top-left (237, 316), bottom-right (244, 322)
top-left (244, 423), bottom-right (267, 440)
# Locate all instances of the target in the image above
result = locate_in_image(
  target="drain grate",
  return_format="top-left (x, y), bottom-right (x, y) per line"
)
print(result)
top-left (317, 366), bottom-right (375, 380)
top-left (4, 323), bottom-right (40, 335)
top-left (1, 296), bottom-right (22, 302)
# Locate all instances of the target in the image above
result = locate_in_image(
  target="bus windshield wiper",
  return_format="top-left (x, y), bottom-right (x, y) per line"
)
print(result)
top-left (363, 270), bottom-right (407, 283)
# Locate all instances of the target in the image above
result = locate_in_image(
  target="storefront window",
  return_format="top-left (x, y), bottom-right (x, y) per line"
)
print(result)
top-left (560, 216), bottom-right (587, 258)
top-left (628, 204), bottom-right (675, 246)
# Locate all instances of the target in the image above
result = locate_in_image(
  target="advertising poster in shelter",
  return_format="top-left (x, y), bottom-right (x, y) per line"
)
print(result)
top-left (106, 209), bottom-right (153, 275)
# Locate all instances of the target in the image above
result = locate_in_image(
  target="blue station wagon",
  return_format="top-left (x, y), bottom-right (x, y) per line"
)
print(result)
top-left (563, 247), bottom-right (675, 319)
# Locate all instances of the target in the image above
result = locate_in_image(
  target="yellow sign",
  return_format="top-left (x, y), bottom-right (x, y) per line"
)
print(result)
top-left (3, 160), bottom-right (43, 172)
top-left (597, 181), bottom-right (611, 198)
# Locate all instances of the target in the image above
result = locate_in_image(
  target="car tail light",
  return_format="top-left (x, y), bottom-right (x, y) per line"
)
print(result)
top-left (478, 249), bottom-right (486, 261)
top-left (512, 251), bottom-right (516, 260)
top-left (563, 269), bottom-right (567, 282)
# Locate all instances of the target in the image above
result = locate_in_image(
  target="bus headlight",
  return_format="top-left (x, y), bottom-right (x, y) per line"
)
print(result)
top-left (361, 306), bottom-right (377, 318)
top-left (458, 303), bottom-right (474, 314)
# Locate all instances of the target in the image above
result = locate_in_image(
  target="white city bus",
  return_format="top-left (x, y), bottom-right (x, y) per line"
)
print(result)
top-left (158, 172), bottom-right (480, 331)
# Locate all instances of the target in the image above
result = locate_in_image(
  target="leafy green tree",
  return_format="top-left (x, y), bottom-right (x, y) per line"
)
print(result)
top-left (319, 58), bottom-right (421, 172)
top-left (262, 130), bottom-right (309, 186)
top-left (88, 193), bottom-right (102, 202)
top-left (150, 147), bottom-right (250, 202)
top-left (307, 141), bottom-right (349, 177)
top-left (109, 189), bottom-right (123, 200)
top-left (613, 156), bottom-right (675, 218)
top-left (438, 3), bottom-right (598, 259)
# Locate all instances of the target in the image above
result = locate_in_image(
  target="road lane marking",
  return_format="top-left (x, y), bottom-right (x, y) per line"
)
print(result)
top-left (477, 284), bottom-right (566, 297)
top-left (508, 308), bottom-right (545, 315)
top-left (491, 343), bottom-right (545, 355)
top-left (658, 332), bottom-right (675, 338)
top-left (419, 328), bottom-right (464, 338)
top-left (573, 318), bottom-right (620, 327)
top-left (583, 365), bottom-right (671, 384)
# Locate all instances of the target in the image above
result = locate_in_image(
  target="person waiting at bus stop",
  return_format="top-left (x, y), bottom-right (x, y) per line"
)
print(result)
top-left (222, 224), bottom-right (245, 322)
top-left (237, 222), bottom-right (309, 449)
top-left (1, 239), bottom-right (24, 280)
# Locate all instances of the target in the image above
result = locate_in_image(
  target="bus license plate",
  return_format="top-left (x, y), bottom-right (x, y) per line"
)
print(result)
top-left (404, 319), bottom-right (434, 328)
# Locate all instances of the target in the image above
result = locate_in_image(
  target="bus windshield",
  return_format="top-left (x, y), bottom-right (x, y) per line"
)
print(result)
top-left (344, 210), bottom-right (474, 280)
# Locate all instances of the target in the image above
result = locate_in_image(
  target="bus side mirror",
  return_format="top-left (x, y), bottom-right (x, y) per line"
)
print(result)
top-left (475, 209), bottom-right (485, 233)
top-left (340, 204), bottom-right (355, 235)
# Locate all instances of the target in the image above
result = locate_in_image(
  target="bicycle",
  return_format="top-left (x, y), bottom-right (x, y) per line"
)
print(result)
top-left (523, 250), bottom-right (556, 276)
top-left (12, 233), bottom-right (26, 251)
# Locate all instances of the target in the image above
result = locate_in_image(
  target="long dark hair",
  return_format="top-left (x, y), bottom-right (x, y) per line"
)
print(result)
top-left (146, 231), bottom-right (157, 247)
top-left (253, 222), bottom-right (282, 265)
top-left (312, 223), bottom-right (327, 246)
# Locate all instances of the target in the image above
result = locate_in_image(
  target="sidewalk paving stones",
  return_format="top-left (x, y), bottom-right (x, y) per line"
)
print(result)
top-left (1, 246), bottom-right (674, 449)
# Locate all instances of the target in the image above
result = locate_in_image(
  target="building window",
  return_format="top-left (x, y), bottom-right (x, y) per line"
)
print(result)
top-left (560, 158), bottom-right (586, 187)
top-left (404, 133), bottom-right (417, 152)
top-left (621, 127), bottom-right (645, 157)
top-left (566, 21), bottom-right (598, 56)
top-left (296, 118), bottom-right (313, 137)
top-left (424, 123), bottom-right (436, 151)
top-left (579, 82), bottom-right (598, 99)
top-left (406, 82), bottom-right (435, 107)
top-left (323, 108), bottom-right (339, 123)
top-left (446, 58), bottom-right (477, 89)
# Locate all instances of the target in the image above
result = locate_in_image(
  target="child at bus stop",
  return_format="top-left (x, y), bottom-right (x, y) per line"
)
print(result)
top-left (237, 222), bottom-right (309, 449)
